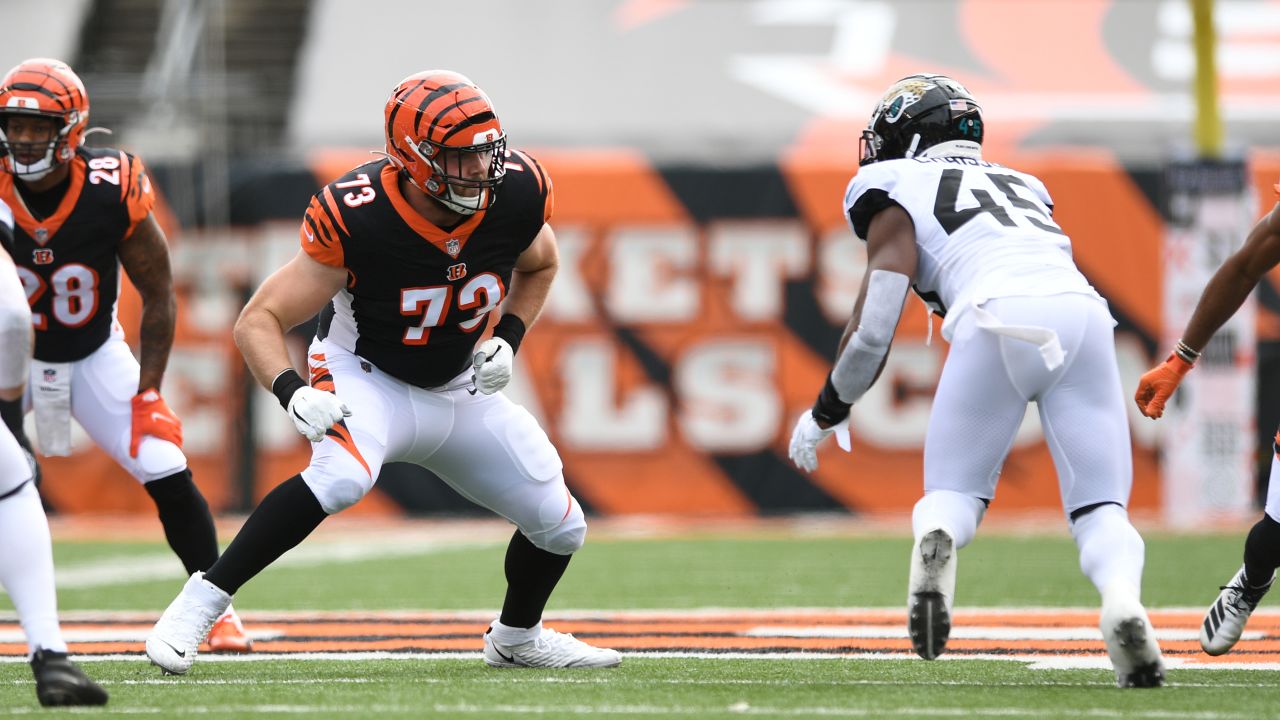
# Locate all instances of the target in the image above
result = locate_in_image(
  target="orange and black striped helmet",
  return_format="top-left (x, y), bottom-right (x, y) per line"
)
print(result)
top-left (384, 70), bottom-right (506, 215)
top-left (0, 58), bottom-right (89, 180)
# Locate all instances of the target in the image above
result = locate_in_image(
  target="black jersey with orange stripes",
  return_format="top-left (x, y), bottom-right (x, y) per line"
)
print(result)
top-left (0, 147), bottom-right (156, 362)
top-left (306, 150), bottom-right (553, 388)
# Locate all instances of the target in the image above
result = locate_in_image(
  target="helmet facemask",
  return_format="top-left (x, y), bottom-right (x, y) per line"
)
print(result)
top-left (0, 111), bottom-right (77, 180)
top-left (407, 130), bottom-right (507, 215)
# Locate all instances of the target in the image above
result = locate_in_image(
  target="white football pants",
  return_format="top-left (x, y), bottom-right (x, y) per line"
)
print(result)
top-left (300, 339), bottom-right (586, 555)
top-left (24, 337), bottom-right (188, 483)
top-left (924, 293), bottom-right (1133, 515)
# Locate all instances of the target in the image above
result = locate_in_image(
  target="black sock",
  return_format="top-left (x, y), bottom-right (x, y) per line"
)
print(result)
top-left (204, 474), bottom-right (328, 595)
top-left (145, 469), bottom-right (218, 576)
top-left (1243, 513), bottom-right (1280, 588)
top-left (499, 530), bottom-right (571, 629)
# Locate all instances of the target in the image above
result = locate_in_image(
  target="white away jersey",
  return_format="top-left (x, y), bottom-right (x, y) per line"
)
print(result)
top-left (844, 156), bottom-right (1103, 340)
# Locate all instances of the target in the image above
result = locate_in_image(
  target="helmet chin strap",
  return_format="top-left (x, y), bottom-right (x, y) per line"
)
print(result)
top-left (443, 186), bottom-right (484, 215)
top-left (903, 133), bottom-right (922, 160)
top-left (426, 186), bottom-right (485, 216)
top-left (9, 155), bottom-right (56, 181)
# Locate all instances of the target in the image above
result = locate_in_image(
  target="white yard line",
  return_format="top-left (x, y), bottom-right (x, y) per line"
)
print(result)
top-left (43, 537), bottom-right (500, 591)
top-left (0, 650), bottom-right (1276, 671)
top-left (745, 625), bottom-right (1229, 641)
top-left (5, 675), bottom-right (1276, 689)
top-left (0, 703), bottom-right (1255, 718)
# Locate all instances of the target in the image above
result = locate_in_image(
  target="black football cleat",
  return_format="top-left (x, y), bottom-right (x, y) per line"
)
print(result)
top-left (30, 649), bottom-right (108, 707)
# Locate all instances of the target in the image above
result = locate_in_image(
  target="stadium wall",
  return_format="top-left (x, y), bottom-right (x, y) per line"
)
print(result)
top-left (31, 151), bottom-right (1280, 518)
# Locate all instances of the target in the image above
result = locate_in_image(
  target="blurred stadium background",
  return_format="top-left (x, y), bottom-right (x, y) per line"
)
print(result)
top-left (4, 0), bottom-right (1280, 716)
top-left (4, 0), bottom-right (1278, 525)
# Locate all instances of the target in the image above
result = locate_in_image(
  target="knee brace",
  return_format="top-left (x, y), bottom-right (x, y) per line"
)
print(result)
top-left (523, 487), bottom-right (587, 556)
top-left (301, 449), bottom-right (376, 514)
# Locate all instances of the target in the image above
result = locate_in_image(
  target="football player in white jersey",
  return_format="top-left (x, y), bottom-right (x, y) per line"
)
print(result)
top-left (1135, 186), bottom-right (1280, 657)
top-left (788, 74), bottom-right (1164, 687)
top-left (0, 199), bottom-right (106, 706)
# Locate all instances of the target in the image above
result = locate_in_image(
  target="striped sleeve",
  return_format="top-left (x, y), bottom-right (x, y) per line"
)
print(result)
top-left (300, 188), bottom-right (347, 267)
top-left (121, 152), bottom-right (157, 235)
top-left (511, 149), bottom-right (553, 223)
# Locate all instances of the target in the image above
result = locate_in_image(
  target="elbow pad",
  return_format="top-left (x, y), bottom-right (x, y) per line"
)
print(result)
top-left (830, 270), bottom-right (909, 404)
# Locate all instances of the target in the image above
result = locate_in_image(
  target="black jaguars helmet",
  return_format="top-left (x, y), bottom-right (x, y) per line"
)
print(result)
top-left (859, 74), bottom-right (983, 166)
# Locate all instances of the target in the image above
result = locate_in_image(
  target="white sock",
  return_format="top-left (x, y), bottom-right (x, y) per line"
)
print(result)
top-left (489, 619), bottom-right (541, 646)
top-left (1071, 504), bottom-right (1145, 598)
top-left (0, 482), bottom-right (67, 654)
top-left (912, 490), bottom-right (987, 549)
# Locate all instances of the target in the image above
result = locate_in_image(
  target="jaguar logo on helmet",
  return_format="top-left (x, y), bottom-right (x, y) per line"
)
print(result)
top-left (877, 79), bottom-right (931, 124)
top-left (860, 73), bottom-right (984, 167)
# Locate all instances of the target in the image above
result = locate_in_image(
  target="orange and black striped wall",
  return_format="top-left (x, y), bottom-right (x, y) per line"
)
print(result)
top-left (33, 150), bottom-right (1280, 517)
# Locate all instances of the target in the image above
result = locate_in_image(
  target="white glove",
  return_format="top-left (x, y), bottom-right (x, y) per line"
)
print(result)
top-left (788, 410), bottom-right (851, 473)
top-left (287, 386), bottom-right (351, 442)
top-left (472, 337), bottom-right (513, 395)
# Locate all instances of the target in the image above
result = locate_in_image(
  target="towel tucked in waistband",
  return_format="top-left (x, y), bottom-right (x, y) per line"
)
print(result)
top-left (30, 359), bottom-right (72, 456)
top-left (971, 305), bottom-right (1065, 372)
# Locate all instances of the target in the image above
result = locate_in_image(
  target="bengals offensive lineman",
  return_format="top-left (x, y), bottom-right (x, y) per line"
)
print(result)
top-left (147, 70), bottom-right (620, 673)
top-left (0, 58), bottom-right (249, 651)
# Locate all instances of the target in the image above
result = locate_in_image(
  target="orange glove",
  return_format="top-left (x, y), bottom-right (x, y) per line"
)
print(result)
top-left (1134, 354), bottom-right (1194, 419)
top-left (130, 388), bottom-right (183, 457)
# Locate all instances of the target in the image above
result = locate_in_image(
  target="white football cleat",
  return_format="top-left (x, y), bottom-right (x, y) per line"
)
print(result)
top-left (145, 572), bottom-right (232, 675)
top-left (907, 527), bottom-right (956, 660)
top-left (483, 623), bottom-right (622, 668)
top-left (1100, 583), bottom-right (1165, 688)
top-left (1200, 565), bottom-right (1273, 656)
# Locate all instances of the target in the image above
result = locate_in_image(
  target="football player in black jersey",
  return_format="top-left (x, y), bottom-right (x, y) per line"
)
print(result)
top-left (147, 70), bottom-right (620, 673)
top-left (0, 58), bottom-right (250, 651)
top-left (0, 198), bottom-right (107, 706)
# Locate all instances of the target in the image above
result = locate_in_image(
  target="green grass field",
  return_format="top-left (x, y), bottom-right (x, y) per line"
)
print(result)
top-left (2, 520), bottom-right (1278, 718)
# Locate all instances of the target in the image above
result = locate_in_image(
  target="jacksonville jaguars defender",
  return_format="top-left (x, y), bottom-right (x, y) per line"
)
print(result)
top-left (789, 74), bottom-right (1164, 688)
top-left (0, 197), bottom-right (106, 706)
